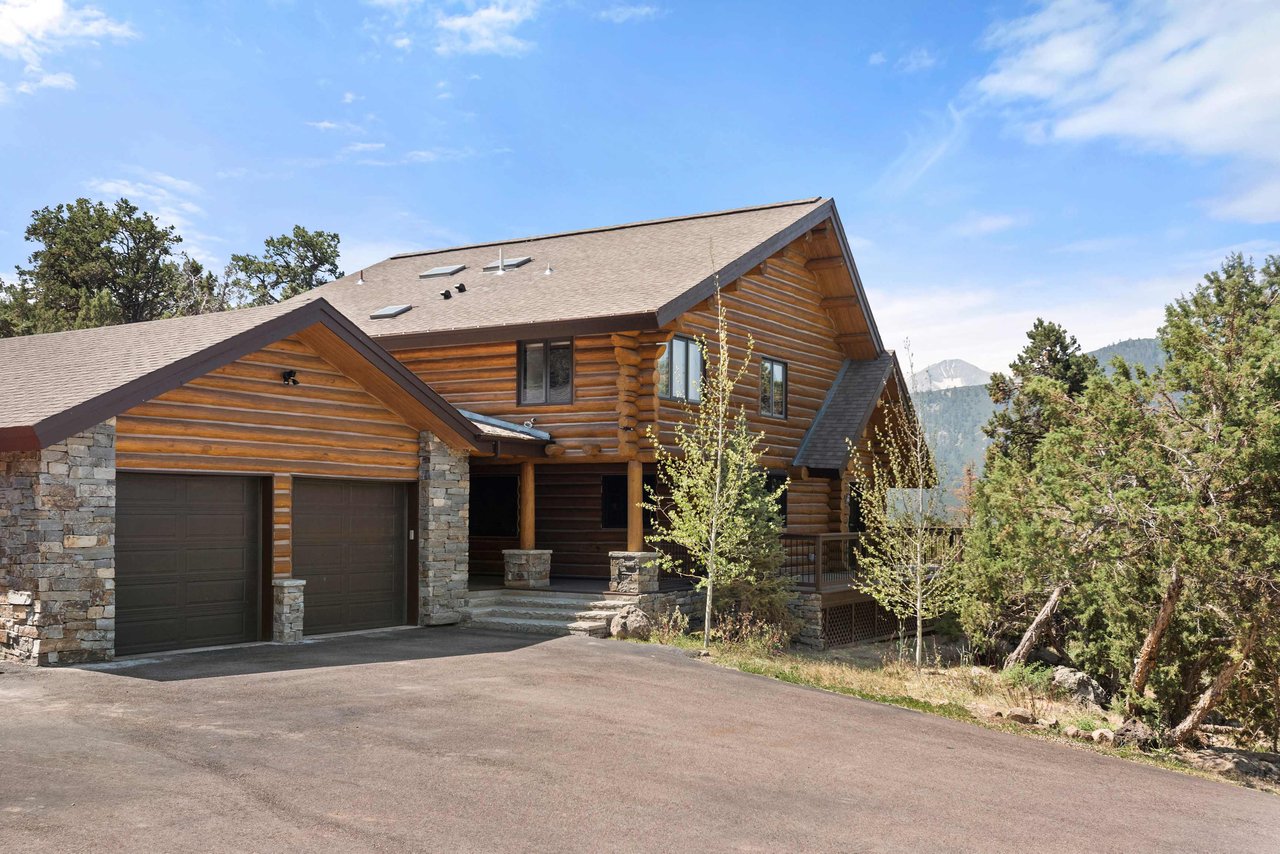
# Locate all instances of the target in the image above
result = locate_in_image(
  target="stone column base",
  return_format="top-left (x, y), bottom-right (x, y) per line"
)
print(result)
top-left (609, 551), bottom-right (660, 594)
top-left (272, 578), bottom-right (305, 643)
top-left (503, 549), bottom-right (552, 589)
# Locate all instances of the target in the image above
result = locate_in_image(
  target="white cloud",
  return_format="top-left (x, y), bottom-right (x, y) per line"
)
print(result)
top-left (596, 4), bottom-right (659, 23)
top-left (896, 47), bottom-right (937, 73)
top-left (0, 0), bottom-right (134, 100)
top-left (867, 51), bottom-right (885, 66)
top-left (341, 90), bottom-right (360, 104)
top-left (435, 1), bottom-right (538, 56)
top-left (391, 33), bottom-right (412, 50)
top-left (877, 102), bottom-right (968, 194)
top-left (948, 212), bottom-right (1025, 238)
top-left (85, 169), bottom-right (220, 265)
top-left (978, 0), bottom-right (1280, 222)
top-left (307, 119), bottom-right (363, 132)
top-left (343, 141), bottom-right (385, 153)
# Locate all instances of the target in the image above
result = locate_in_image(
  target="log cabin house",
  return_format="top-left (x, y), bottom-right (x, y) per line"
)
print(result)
top-left (0, 197), bottom-right (916, 665)
top-left (306, 197), bottom-right (916, 646)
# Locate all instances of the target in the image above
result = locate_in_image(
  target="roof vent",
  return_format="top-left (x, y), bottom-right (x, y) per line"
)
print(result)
top-left (455, 283), bottom-right (466, 293)
top-left (420, 264), bottom-right (465, 278)
top-left (370, 304), bottom-right (412, 319)
top-left (483, 255), bottom-right (531, 272)
top-left (440, 290), bottom-right (452, 300)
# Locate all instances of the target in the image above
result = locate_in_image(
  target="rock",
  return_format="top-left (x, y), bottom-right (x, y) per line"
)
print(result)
top-left (1031, 647), bottom-right (1064, 667)
top-left (1006, 707), bottom-right (1037, 725)
top-left (1092, 728), bottom-right (1115, 746)
top-left (1114, 718), bottom-right (1158, 749)
top-left (610, 605), bottom-right (652, 641)
top-left (1052, 666), bottom-right (1107, 709)
top-left (1063, 725), bottom-right (1081, 739)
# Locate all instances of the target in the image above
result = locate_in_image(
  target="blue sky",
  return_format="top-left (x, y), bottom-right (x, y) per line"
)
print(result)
top-left (1, 0), bottom-right (1277, 370)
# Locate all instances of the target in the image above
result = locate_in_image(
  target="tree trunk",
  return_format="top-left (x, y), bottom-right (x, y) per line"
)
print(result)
top-left (702, 564), bottom-right (714, 652)
top-left (915, 611), bottom-right (923, 670)
top-left (1127, 568), bottom-right (1183, 716)
top-left (1003, 584), bottom-right (1065, 670)
top-left (1169, 621), bottom-right (1260, 746)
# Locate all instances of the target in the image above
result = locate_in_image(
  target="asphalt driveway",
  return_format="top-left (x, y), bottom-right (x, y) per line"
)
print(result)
top-left (1, 628), bottom-right (1276, 853)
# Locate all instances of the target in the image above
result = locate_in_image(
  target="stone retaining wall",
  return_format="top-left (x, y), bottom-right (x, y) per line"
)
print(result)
top-left (0, 421), bottom-right (116, 665)
top-left (788, 590), bottom-right (825, 650)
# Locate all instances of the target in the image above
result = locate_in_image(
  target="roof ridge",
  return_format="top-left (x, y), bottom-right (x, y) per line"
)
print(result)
top-left (387, 197), bottom-right (826, 261)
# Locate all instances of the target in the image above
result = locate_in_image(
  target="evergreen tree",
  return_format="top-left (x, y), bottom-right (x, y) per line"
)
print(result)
top-left (228, 225), bottom-right (343, 305)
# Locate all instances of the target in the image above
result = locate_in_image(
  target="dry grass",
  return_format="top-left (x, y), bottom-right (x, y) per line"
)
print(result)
top-left (643, 631), bottom-right (1278, 795)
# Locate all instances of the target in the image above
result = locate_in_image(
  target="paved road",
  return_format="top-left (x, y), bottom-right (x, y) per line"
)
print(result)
top-left (1, 629), bottom-right (1276, 853)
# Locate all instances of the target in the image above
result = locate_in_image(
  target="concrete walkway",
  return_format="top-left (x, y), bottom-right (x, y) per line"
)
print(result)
top-left (1, 628), bottom-right (1276, 853)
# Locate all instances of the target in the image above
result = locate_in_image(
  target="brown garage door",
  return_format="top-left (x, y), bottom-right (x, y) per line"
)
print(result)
top-left (293, 478), bottom-right (408, 635)
top-left (116, 474), bottom-right (262, 656)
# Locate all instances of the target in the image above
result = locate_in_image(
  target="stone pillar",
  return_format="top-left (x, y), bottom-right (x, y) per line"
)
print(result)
top-left (609, 551), bottom-right (660, 595)
top-left (502, 549), bottom-right (552, 588)
top-left (788, 590), bottom-right (825, 650)
top-left (271, 578), bottom-right (305, 643)
top-left (0, 421), bottom-right (116, 666)
top-left (420, 434), bottom-right (469, 625)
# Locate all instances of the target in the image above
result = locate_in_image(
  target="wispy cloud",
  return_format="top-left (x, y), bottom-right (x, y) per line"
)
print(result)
top-left (947, 212), bottom-right (1025, 238)
top-left (877, 102), bottom-right (968, 195)
top-left (343, 141), bottom-right (385, 153)
top-left (977, 0), bottom-right (1280, 223)
top-left (85, 169), bottom-right (220, 264)
top-left (867, 51), bottom-right (885, 66)
top-left (596, 4), bottom-right (660, 23)
top-left (435, 1), bottom-right (539, 56)
top-left (307, 119), bottom-right (364, 133)
top-left (0, 0), bottom-right (135, 100)
top-left (341, 90), bottom-right (360, 104)
top-left (896, 47), bottom-right (937, 73)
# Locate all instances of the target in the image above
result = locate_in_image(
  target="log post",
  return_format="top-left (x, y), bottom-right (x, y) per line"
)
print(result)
top-left (627, 458), bottom-right (644, 552)
top-left (519, 460), bottom-right (536, 550)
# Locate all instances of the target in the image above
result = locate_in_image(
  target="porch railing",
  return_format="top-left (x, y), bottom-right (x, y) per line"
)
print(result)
top-left (780, 533), bottom-right (862, 594)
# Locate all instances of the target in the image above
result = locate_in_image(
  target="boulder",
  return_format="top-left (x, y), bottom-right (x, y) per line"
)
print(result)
top-left (1114, 718), bottom-right (1158, 749)
top-left (1052, 666), bottom-right (1107, 709)
top-left (1092, 728), bottom-right (1116, 746)
top-left (1063, 725), bottom-right (1081, 739)
top-left (1031, 647), bottom-right (1065, 667)
top-left (610, 605), bottom-right (652, 641)
top-left (1006, 707), bottom-right (1037, 725)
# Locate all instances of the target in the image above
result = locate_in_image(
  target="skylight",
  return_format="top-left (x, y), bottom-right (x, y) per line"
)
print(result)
top-left (483, 256), bottom-right (532, 272)
top-left (420, 264), bottom-right (465, 278)
top-left (369, 304), bottom-right (412, 319)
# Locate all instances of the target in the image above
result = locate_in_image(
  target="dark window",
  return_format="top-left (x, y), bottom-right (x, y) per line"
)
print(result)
top-left (519, 339), bottom-right (572, 404)
top-left (760, 357), bottom-right (787, 418)
top-left (766, 473), bottom-right (789, 527)
top-left (848, 488), bottom-right (865, 533)
top-left (601, 473), bottom-right (658, 529)
top-left (657, 335), bottom-right (702, 402)
top-left (470, 475), bottom-right (519, 537)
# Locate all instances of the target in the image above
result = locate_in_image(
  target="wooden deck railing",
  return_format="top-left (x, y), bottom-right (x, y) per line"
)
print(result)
top-left (780, 533), bottom-right (862, 594)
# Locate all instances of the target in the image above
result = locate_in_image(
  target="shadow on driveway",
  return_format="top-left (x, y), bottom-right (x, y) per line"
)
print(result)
top-left (76, 625), bottom-right (549, 682)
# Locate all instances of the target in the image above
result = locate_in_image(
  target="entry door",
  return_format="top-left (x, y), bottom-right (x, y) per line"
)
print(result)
top-left (292, 478), bottom-right (409, 635)
top-left (115, 473), bottom-right (262, 656)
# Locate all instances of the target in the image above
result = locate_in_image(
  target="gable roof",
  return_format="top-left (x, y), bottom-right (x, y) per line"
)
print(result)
top-left (304, 197), bottom-right (884, 351)
top-left (793, 354), bottom-right (901, 471)
top-left (0, 298), bottom-right (535, 454)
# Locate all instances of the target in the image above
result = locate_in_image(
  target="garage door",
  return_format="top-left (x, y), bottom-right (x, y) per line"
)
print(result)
top-left (293, 479), bottom-right (408, 635)
top-left (116, 474), bottom-right (262, 656)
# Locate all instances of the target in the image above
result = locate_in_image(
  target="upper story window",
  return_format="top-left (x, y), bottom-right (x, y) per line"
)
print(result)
top-left (657, 335), bottom-right (702, 402)
top-left (519, 339), bottom-right (573, 405)
top-left (760, 357), bottom-right (787, 418)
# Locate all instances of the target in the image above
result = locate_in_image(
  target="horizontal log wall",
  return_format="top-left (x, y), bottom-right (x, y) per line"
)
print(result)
top-left (116, 336), bottom-right (421, 480)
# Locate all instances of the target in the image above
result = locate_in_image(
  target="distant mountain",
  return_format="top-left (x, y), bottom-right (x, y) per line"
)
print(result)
top-left (1090, 337), bottom-right (1166, 375)
top-left (908, 359), bottom-right (991, 392)
top-left (911, 337), bottom-right (1163, 504)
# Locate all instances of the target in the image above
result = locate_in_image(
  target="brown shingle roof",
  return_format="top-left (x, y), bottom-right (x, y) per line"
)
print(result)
top-left (793, 354), bottom-right (899, 470)
top-left (0, 297), bottom-right (514, 453)
top-left (305, 198), bottom-right (839, 344)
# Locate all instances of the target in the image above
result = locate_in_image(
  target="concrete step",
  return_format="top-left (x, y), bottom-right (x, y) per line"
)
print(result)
top-left (467, 615), bottom-right (610, 638)
top-left (468, 606), bottom-right (623, 623)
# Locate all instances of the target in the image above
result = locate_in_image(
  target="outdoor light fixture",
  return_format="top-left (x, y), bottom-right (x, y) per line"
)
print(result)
top-left (282, 370), bottom-right (299, 386)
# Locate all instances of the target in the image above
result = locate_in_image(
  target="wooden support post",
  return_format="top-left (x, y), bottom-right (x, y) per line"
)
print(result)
top-left (626, 459), bottom-right (644, 552)
top-left (519, 460), bottom-right (536, 550)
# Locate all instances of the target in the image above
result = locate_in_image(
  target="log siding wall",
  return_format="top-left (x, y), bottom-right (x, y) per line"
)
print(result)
top-left (116, 335), bottom-right (422, 481)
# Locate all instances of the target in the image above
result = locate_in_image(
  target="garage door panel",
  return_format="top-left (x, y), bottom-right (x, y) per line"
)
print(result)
top-left (293, 478), bottom-right (408, 636)
top-left (116, 473), bottom-right (261, 656)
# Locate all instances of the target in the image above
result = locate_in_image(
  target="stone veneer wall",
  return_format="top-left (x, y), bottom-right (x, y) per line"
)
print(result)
top-left (0, 421), bottom-right (116, 665)
top-left (420, 434), bottom-right (469, 625)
